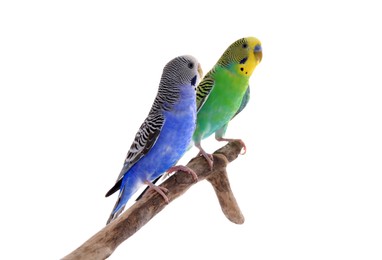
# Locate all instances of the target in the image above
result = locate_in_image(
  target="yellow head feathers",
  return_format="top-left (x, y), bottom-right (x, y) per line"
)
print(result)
top-left (217, 37), bottom-right (262, 77)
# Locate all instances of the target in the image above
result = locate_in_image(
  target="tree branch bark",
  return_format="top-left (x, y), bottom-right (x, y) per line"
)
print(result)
top-left (62, 140), bottom-right (245, 260)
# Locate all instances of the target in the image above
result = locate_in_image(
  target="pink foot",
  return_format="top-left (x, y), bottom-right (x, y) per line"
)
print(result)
top-left (167, 165), bottom-right (198, 182)
top-left (144, 180), bottom-right (169, 203)
top-left (195, 143), bottom-right (214, 169)
top-left (216, 138), bottom-right (247, 155)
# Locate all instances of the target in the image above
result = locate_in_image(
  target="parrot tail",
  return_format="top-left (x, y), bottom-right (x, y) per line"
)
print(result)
top-left (106, 173), bottom-right (141, 225)
top-left (106, 194), bottom-right (126, 224)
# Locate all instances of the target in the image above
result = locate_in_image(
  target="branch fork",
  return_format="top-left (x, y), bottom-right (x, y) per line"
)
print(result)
top-left (63, 140), bottom-right (245, 260)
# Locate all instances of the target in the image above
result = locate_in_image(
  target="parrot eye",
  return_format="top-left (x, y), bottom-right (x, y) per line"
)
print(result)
top-left (242, 43), bottom-right (248, 48)
top-left (188, 62), bottom-right (194, 69)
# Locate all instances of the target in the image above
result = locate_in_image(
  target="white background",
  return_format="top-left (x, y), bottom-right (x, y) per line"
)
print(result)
top-left (1, 0), bottom-right (381, 259)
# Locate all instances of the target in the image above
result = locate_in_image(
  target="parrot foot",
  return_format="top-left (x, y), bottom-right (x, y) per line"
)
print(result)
top-left (216, 138), bottom-right (247, 155)
top-left (195, 144), bottom-right (214, 170)
top-left (144, 180), bottom-right (169, 203)
top-left (167, 165), bottom-right (198, 182)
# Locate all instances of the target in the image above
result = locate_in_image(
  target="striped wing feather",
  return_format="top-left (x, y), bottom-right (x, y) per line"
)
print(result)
top-left (196, 71), bottom-right (215, 112)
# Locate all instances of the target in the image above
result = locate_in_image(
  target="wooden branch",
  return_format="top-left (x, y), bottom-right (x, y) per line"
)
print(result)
top-left (63, 140), bottom-right (245, 260)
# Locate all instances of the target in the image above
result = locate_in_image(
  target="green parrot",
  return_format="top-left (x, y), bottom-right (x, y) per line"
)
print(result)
top-left (193, 37), bottom-right (262, 168)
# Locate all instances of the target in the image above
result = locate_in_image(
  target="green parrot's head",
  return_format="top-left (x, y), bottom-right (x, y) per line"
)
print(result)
top-left (218, 37), bottom-right (262, 77)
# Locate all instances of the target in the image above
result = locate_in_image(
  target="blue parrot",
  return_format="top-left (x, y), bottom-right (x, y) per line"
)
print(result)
top-left (105, 55), bottom-right (203, 224)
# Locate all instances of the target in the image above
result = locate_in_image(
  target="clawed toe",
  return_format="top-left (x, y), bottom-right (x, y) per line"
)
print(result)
top-left (144, 180), bottom-right (169, 203)
top-left (167, 165), bottom-right (198, 182)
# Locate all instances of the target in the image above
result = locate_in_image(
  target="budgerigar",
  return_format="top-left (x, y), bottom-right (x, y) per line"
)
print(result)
top-left (105, 55), bottom-right (203, 224)
top-left (193, 37), bottom-right (262, 168)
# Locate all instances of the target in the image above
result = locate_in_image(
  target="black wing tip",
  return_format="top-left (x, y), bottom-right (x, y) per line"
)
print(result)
top-left (105, 179), bottom-right (122, 197)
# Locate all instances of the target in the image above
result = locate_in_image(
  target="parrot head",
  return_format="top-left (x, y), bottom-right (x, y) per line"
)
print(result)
top-left (156, 55), bottom-right (202, 110)
top-left (162, 55), bottom-right (202, 87)
top-left (218, 37), bottom-right (262, 77)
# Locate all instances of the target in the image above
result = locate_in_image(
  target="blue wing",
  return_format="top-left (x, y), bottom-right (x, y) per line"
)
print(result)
top-left (105, 113), bottom-right (164, 197)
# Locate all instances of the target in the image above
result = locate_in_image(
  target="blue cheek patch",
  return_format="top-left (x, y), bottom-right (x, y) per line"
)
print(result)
top-left (191, 75), bottom-right (197, 86)
top-left (239, 57), bottom-right (248, 64)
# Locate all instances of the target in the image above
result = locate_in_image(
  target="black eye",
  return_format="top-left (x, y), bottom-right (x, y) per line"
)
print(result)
top-left (242, 43), bottom-right (248, 48)
top-left (188, 62), bottom-right (194, 69)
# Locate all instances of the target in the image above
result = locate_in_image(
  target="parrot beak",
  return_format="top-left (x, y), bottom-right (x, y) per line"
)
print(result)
top-left (254, 44), bottom-right (262, 64)
top-left (197, 63), bottom-right (203, 79)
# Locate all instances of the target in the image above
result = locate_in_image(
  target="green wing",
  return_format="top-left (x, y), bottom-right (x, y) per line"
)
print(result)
top-left (196, 71), bottom-right (215, 112)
